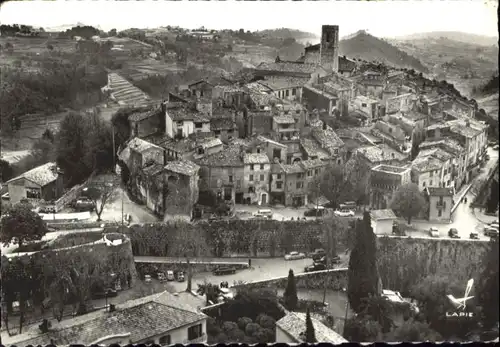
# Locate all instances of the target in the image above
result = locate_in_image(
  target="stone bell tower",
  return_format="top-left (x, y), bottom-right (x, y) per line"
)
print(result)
top-left (320, 25), bottom-right (339, 73)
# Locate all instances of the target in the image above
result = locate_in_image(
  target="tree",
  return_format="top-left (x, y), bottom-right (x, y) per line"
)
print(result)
top-left (390, 183), bottom-right (427, 225)
top-left (1, 159), bottom-right (14, 182)
top-left (311, 163), bottom-right (354, 209)
top-left (485, 179), bottom-right (499, 214)
top-left (476, 237), bottom-right (499, 329)
top-left (385, 319), bottom-right (443, 342)
top-left (108, 28), bottom-right (117, 37)
top-left (0, 203), bottom-right (48, 248)
top-left (344, 316), bottom-right (382, 342)
top-left (283, 269), bottom-right (298, 310)
top-left (360, 295), bottom-right (395, 333)
top-left (305, 307), bottom-right (317, 342)
top-left (197, 281), bottom-right (222, 305)
top-left (85, 176), bottom-right (119, 222)
top-left (348, 212), bottom-right (380, 313)
top-left (46, 44), bottom-right (54, 51)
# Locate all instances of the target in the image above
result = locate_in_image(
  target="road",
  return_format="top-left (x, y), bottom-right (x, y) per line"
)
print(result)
top-left (234, 204), bottom-right (361, 221)
top-left (405, 146), bottom-right (499, 240)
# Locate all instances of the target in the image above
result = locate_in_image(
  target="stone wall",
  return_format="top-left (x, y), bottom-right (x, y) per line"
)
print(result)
top-left (376, 236), bottom-right (490, 294)
top-left (232, 268), bottom-right (348, 291)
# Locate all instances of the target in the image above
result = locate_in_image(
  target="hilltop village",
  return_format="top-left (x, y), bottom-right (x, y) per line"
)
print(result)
top-left (1, 22), bottom-right (498, 346)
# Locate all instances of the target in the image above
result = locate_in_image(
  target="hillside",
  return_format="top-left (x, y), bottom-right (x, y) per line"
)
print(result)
top-left (393, 31), bottom-right (498, 47)
top-left (338, 31), bottom-right (428, 73)
top-left (390, 37), bottom-right (498, 97)
top-left (257, 28), bottom-right (318, 40)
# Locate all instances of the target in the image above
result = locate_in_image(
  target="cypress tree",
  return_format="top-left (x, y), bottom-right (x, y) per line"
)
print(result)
top-left (477, 237), bottom-right (499, 329)
top-left (284, 269), bottom-right (298, 310)
top-left (305, 307), bottom-right (317, 343)
top-left (347, 211), bottom-right (380, 313)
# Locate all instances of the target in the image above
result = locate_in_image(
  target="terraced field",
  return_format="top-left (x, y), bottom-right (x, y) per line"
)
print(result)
top-left (106, 72), bottom-right (157, 107)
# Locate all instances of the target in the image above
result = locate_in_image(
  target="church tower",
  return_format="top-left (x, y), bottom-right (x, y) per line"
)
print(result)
top-left (319, 25), bottom-right (339, 73)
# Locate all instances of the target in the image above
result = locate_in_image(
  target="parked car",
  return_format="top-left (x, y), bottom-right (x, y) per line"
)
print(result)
top-left (484, 227), bottom-right (499, 237)
top-left (429, 227), bottom-right (440, 238)
top-left (304, 208), bottom-right (326, 217)
top-left (166, 270), bottom-right (175, 281)
top-left (334, 209), bottom-right (355, 217)
top-left (304, 262), bottom-right (327, 272)
top-left (74, 198), bottom-right (94, 212)
top-left (470, 232), bottom-right (479, 240)
top-left (157, 272), bottom-right (167, 282)
top-left (251, 212), bottom-right (267, 219)
top-left (257, 209), bottom-right (273, 219)
top-left (284, 251), bottom-right (306, 260)
top-left (144, 274), bottom-right (152, 283)
top-left (91, 288), bottom-right (118, 299)
top-left (488, 221), bottom-right (499, 230)
top-left (212, 266), bottom-right (236, 276)
top-left (311, 248), bottom-right (326, 261)
top-left (494, 144), bottom-right (499, 151)
top-left (448, 228), bottom-right (460, 239)
top-left (39, 205), bottom-right (56, 214)
top-left (176, 271), bottom-right (185, 282)
top-left (315, 254), bottom-right (340, 265)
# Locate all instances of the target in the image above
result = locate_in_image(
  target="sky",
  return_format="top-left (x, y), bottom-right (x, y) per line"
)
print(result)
top-left (0, 0), bottom-right (498, 39)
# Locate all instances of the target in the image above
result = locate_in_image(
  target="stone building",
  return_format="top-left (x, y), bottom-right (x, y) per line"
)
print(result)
top-left (369, 164), bottom-right (411, 210)
top-left (425, 187), bottom-right (454, 222)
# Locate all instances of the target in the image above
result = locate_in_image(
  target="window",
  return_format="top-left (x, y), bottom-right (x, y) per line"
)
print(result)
top-left (229, 175), bottom-right (233, 183)
top-left (307, 170), bottom-right (312, 177)
top-left (314, 169), bottom-right (319, 175)
top-left (177, 121), bottom-right (184, 126)
top-left (26, 188), bottom-right (41, 199)
top-left (430, 171), bottom-right (433, 177)
top-left (188, 324), bottom-right (203, 341)
top-left (277, 174), bottom-right (282, 180)
top-left (251, 164), bottom-right (255, 171)
top-left (337, 159), bottom-right (341, 165)
top-left (292, 88), bottom-right (296, 96)
top-left (276, 182), bottom-right (283, 189)
top-left (444, 169), bottom-right (447, 175)
top-left (249, 175), bottom-right (254, 181)
top-left (198, 148), bottom-right (205, 155)
top-left (248, 186), bottom-right (255, 193)
top-left (286, 90), bottom-right (289, 97)
top-left (362, 103), bottom-right (367, 107)
top-left (159, 335), bottom-right (171, 346)
top-left (296, 182), bottom-right (303, 189)
top-left (200, 90), bottom-right (204, 97)
top-left (195, 122), bottom-right (203, 129)
top-left (260, 174), bottom-right (265, 181)
top-left (260, 164), bottom-right (264, 170)
top-left (257, 148), bottom-right (261, 154)
top-left (214, 130), bottom-right (221, 136)
top-left (447, 180), bottom-right (450, 186)
top-left (438, 209), bottom-right (442, 217)
top-left (430, 180), bottom-right (433, 186)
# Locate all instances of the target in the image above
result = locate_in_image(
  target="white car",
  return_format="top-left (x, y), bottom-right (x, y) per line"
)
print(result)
top-left (218, 287), bottom-right (234, 302)
top-left (489, 221), bottom-right (499, 230)
top-left (334, 209), bottom-right (355, 217)
top-left (284, 251), bottom-right (306, 260)
top-left (429, 227), bottom-right (440, 238)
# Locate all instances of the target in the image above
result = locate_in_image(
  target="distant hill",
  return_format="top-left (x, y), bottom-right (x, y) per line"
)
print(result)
top-left (392, 31), bottom-right (498, 47)
top-left (44, 22), bottom-right (103, 33)
top-left (338, 31), bottom-right (428, 73)
top-left (257, 28), bottom-right (318, 40)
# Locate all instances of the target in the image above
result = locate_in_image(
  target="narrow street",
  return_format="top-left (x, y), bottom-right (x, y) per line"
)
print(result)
top-left (404, 146), bottom-right (498, 239)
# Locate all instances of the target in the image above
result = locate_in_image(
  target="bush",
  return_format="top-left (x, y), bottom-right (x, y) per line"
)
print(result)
top-left (13, 241), bottom-right (49, 253)
top-left (237, 317), bottom-right (253, 330)
top-left (256, 314), bottom-right (276, 330)
top-left (245, 322), bottom-right (261, 337)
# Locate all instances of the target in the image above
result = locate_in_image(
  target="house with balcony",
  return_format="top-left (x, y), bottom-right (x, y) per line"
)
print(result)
top-left (257, 76), bottom-right (309, 103)
top-left (426, 187), bottom-right (454, 222)
top-left (350, 95), bottom-right (380, 124)
top-left (165, 106), bottom-right (211, 139)
top-left (196, 144), bottom-right (245, 204)
top-left (242, 152), bottom-right (271, 205)
top-left (369, 164), bottom-right (411, 210)
top-left (6, 162), bottom-right (64, 206)
top-left (418, 138), bottom-right (467, 189)
top-left (5, 291), bottom-right (208, 347)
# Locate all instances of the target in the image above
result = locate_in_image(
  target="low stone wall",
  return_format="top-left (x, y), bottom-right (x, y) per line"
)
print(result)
top-left (54, 176), bottom-right (92, 212)
top-left (232, 268), bottom-right (348, 292)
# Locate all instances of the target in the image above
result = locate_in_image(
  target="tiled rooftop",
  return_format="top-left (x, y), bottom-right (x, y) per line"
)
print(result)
top-left (142, 163), bottom-right (164, 176)
top-left (196, 144), bottom-right (243, 167)
top-left (167, 107), bottom-right (205, 122)
top-left (301, 159), bottom-right (326, 170)
top-left (162, 138), bottom-right (197, 154)
top-left (303, 85), bottom-right (337, 100)
top-left (412, 156), bottom-right (443, 172)
top-left (127, 108), bottom-right (156, 122)
top-left (198, 137), bottom-right (223, 149)
top-left (128, 137), bottom-right (164, 154)
top-left (338, 56), bottom-right (357, 72)
top-left (370, 209), bottom-right (397, 221)
top-left (6, 162), bottom-right (59, 187)
top-left (419, 139), bottom-right (465, 156)
top-left (417, 148), bottom-right (454, 162)
top-left (165, 159), bottom-right (200, 176)
top-left (280, 163), bottom-right (305, 174)
top-left (311, 127), bottom-right (345, 153)
top-left (258, 76), bottom-right (309, 90)
top-left (355, 95), bottom-right (379, 104)
top-left (248, 92), bottom-right (280, 107)
top-left (255, 62), bottom-right (317, 75)
top-left (7, 291), bottom-right (206, 346)
top-left (372, 164), bottom-right (410, 174)
top-left (299, 138), bottom-right (330, 160)
top-left (324, 81), bottom-right (350, 91)
top-left (450, 124), bottom-right (481, 138)
top-left (243, 153), bottom-right (270, 165)
top-left (273, 114), bottom-right (296, 125)
top-left (245, 82), bottom-right (273, 94)
top-left (256, 135), bottom-right (287, 149)
top-left (210, 117), bottom-right (235, 131)
top-left (357, 144), bottom-right (408, 163)
top-left (276, 312), bottom-right (347, 344)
